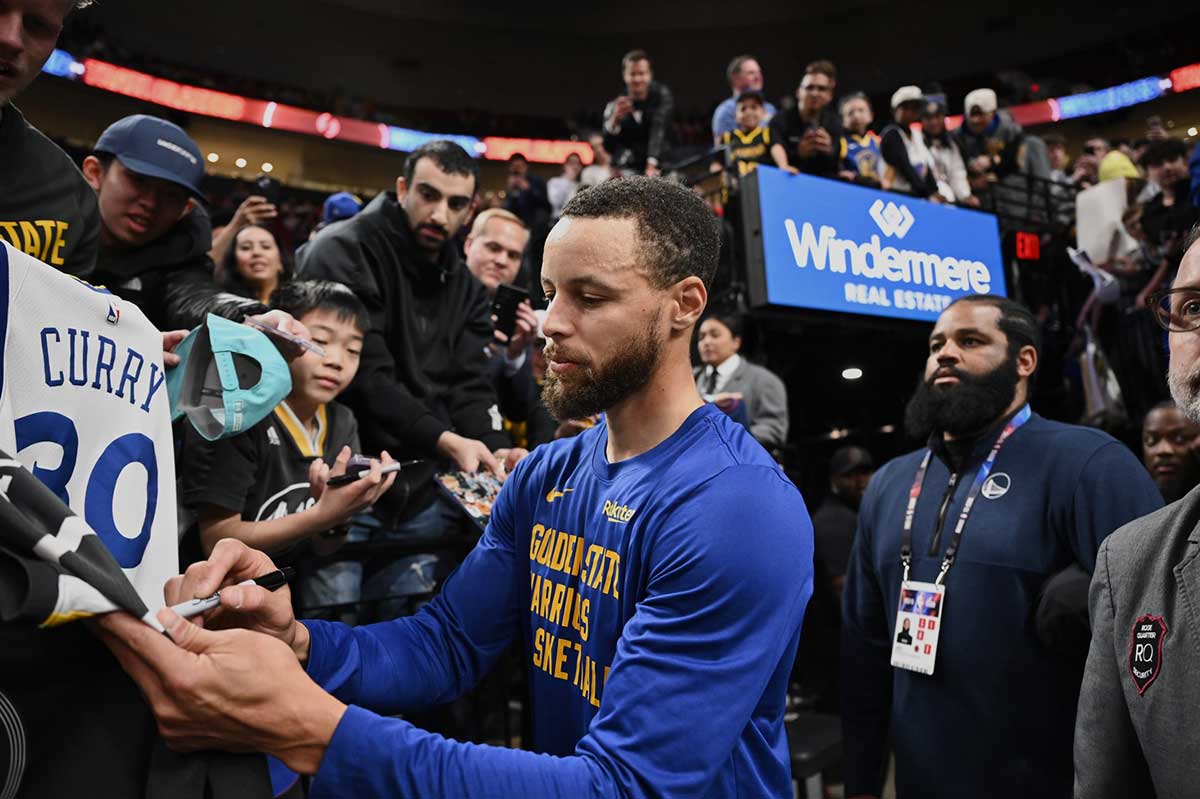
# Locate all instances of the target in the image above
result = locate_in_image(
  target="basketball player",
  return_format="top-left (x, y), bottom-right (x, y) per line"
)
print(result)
top-left (97, 177), bottom-right (814, 798)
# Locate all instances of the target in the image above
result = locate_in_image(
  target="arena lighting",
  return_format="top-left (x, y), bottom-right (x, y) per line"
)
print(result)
top-left (1055, 76), bottom-right (1166, 120)
top-left (841, 367), bottom-right (864, 380)
top-left (1171, 63), bottom-right (1200, 93)
top-left (261, 162), bottom-right (274, 173)
top-left (45, 52), bottom-right (1200, 160)
top-left (1190, 127), bottom-right (1199, 137)
top-left (483, 137), bottom-right (593, 165)
top-left (235, 157), bottom-right (247, 168)
top-left (206, 152), bottom-right (219, 163)
top-left (40, 49), bottom-right (79, 79)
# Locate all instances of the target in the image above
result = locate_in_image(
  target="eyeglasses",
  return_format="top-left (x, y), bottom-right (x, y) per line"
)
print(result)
top-left (1148, 287), bottom-right (1200, 332)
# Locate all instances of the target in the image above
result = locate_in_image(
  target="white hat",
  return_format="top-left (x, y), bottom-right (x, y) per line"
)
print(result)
top-left (890, 85), bottom-right (925, 109)
top-left (964, 88), bottom-right (998, 115)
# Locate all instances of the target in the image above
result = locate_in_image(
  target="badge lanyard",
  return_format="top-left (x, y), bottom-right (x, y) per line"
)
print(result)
top-left (900, 404), bottom-right (1031, 585)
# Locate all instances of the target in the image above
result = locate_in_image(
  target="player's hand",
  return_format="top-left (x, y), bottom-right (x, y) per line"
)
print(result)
top-left (161, 538), bottom-right (307, 662)
top-left (162, 329), bottom-right (189, 367)
top-left (231, 195), bottom-right (278, 228)
top-left (243, 310), bottom-right (312, 361)
top-left (311, 446), bottom-right (396, 527)
top-left (94, 608), bottom-right (343, 773)
top-left (436, 431), bottom-right (501, 475)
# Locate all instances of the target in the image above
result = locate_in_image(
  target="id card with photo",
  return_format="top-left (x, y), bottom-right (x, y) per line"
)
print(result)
top-left (890, 580), bottom-right (945, 676)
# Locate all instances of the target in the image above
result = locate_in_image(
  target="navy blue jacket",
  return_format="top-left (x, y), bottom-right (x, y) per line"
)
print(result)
top-left (842, 411), bottom-right (1161, 798)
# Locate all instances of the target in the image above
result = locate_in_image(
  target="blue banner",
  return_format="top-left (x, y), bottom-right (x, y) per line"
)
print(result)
top-left (750, 167), bottom-right (1006, 322)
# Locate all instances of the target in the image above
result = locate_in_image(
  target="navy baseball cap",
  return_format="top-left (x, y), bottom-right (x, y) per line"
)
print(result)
top-left (322, 192), bottom-right (363, 224)
top-left (166, 315), bottom-right (292, 441)
top-left (94, 115), bottom-right (206, 201)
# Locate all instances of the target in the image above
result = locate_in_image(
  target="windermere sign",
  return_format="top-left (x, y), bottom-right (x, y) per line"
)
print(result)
top-left (742, 167), bottom-right (1006, 322)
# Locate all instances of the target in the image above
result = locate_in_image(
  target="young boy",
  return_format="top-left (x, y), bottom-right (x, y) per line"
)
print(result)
top-left (838, 92), bottom-right (882, 186)
top-left (718, 90), bottom-right (776, 178)
top-left (178, 280), bottom-right (395, 599)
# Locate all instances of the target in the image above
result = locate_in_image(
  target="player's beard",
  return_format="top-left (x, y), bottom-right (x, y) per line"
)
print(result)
top-left (541, 308), bottom-right (663, 421)
top-left (904, 354), bottom-right (1020, 440)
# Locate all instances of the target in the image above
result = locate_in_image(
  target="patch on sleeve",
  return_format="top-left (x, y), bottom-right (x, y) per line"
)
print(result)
top-left (1129, 614), bottom-right (1168, 696)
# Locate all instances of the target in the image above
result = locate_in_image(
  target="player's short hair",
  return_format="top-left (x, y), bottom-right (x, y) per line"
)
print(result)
top-left (403, 140), bottom-right (478, 193)
top-left (469, 208), bottom-right (526, 238)
top-left (622, 49), bottom-right (651, 70)
top-left (560, 176), bottom-right (719, 291)
top-left (272, 280), bottom-right (368, 334)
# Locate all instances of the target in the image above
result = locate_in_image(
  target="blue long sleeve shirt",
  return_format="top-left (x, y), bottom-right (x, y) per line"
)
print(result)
top-left (302, 403), bottom-right (813, 798)
top-left (841, 412), bottom-right (1162, 798)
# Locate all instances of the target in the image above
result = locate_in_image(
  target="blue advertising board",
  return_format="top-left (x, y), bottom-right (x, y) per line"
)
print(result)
top-left (743, 166), bottom-right (1006, 322)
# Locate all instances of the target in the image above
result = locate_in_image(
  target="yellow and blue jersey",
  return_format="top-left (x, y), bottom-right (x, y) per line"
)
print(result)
top-left (840, 131), bottom-right (882, 181)
top-left (301, 403), bottom-right (814, 797)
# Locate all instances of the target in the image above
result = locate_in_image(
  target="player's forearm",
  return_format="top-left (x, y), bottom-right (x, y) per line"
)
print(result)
top-left (307, 707), bottom-right (606, 798)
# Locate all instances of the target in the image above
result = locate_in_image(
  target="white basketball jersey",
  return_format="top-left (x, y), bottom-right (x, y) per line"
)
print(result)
top-left (0, 241), bottom-right (177, 610)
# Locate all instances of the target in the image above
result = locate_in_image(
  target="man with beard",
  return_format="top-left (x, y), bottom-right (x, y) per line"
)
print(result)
top-left (1141, 400), bottom-right (1200, 503)
top-left (297, 141), bottom-right (515, 619)
top-left (841, 295), bottom-right (1160, 799)
top-left (95, 177), bottom-right (813, 798)
top-left (1076, 232), bottom-right (1200, 795)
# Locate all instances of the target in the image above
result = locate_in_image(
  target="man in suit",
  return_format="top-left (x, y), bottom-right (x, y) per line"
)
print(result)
top-left (1076, 228), bottom-right (1200, 796)
top-left (694, 314), bottom-right (788, 450)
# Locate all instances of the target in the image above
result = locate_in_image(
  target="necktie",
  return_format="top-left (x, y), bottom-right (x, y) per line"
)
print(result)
top-left (704, 368), bottom-right (719, 395)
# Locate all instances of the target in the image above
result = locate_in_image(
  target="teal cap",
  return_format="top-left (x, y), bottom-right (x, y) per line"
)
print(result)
top-left (165, 314), bottom-right (292, 440)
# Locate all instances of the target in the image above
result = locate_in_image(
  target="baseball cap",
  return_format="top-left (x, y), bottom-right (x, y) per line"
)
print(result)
top-left (735, 89), bottom-right (766, 105)
top-left (922, 99), bottom-right (947, 117)
top-left (322, 191), bottom-right (363, 224)
top-left (94, 115), bottom-right (206, 201)
top-left (166, 314), bottom-right (292, 441)
top-left (830, 446), bottom-right (875, 476)
top-left (964, 88), bottom-right (998, 116)
top-left (891, 86), bottom-right (925, 110)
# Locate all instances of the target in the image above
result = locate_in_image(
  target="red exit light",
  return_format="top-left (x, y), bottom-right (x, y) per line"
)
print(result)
top-left (1016, 231), bottom-right (1041, 261)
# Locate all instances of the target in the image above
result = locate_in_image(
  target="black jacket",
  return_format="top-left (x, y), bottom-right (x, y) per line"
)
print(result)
top-left (603, 81), bottom-right (674, 172)
top-left (296, 193), bottom-right (509, 513)
top-left (90, 207), bottom-right (265, 330)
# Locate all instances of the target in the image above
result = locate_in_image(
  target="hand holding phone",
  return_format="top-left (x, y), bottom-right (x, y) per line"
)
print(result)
top-left (492, 283), bottom-right (531, 340)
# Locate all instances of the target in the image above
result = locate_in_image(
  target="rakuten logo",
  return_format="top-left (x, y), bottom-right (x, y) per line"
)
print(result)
top-left (783, 218), bottom-right (992, 294)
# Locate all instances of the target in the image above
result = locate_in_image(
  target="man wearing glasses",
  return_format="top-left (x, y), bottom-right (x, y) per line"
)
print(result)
top-left (1076, 227), bottom-right (1200, 795)
top-left (769, 59), bottom-right (843, 178)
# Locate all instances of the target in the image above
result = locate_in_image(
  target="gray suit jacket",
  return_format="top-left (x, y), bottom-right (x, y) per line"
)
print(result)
top-left (694, 359), bottom-right (789, 449)
top-left (1075, 488), bottom-right (1200, 797)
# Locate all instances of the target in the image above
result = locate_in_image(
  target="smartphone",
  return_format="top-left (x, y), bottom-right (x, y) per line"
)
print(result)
top-left (254, 175), bottom-right (282, 205)
top-left (492, 283), bottom-right (530, 339)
